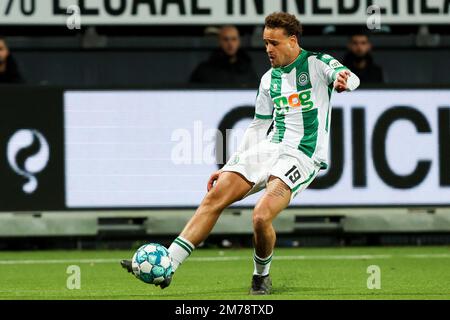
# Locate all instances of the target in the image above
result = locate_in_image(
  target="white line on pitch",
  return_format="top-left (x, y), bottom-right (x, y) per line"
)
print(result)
top-left (0, 253), bottom-right (449, 265)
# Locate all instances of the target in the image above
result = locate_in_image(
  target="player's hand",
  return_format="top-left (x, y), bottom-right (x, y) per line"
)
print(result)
top-left (334, 70), bottom-right (351, 93)
top-left (207, 170), bottom-right (222, 192)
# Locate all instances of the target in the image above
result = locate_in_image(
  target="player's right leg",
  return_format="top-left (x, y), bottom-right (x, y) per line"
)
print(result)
top-left (167, 171), bottom-right (252, 270)
top-left (121, 171), bottom-right (253, 287)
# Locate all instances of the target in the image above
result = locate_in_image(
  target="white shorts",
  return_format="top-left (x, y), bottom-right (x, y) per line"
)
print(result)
top-left (222, 140), bottom-right (321, 201)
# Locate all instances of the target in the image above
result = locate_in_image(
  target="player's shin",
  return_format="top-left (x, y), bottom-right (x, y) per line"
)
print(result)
top-left (168, 236), bottom-right (195, 272)
top-left (252, 222), bottom-right (276, 276)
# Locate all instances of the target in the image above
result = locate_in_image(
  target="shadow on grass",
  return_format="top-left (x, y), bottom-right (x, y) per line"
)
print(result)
top-left (4, 286), bottom-right (448, 300)
top-left (10, 291), bottom-right (448, 300)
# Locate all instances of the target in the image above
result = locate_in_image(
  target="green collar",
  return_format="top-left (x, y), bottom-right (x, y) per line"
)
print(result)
top-left (278, 48), bottom-right (308, 74)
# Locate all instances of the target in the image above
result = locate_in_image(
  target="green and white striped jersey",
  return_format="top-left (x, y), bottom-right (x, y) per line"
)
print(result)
top-left (254, 49), bottom-right (359, 169)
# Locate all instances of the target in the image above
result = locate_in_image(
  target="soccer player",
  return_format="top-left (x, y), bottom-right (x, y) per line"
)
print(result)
top-left (122, 12), bottom-right (360, 295)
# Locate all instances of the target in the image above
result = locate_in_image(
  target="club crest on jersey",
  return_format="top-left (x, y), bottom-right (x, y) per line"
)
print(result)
top-left (298, 72), bottom-right (309, 87)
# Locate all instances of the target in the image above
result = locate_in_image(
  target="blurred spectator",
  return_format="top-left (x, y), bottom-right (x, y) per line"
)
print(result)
top-left (0, 36), bottom-right (24, 84)
top-left (190, 26), bottom-right (258, 87)
top-left (343, 32), bottom-right (384, 83)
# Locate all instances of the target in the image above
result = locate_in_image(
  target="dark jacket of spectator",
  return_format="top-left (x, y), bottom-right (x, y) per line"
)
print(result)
top-left (190, 48), bottom-right (259, 87)
top-left (343, 52), bottom-right (384, 84)
top-left (0, 55), bottom-right (24, 84)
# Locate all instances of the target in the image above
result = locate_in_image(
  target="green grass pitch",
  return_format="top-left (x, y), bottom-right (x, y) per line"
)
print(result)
top-left (0, 246), bottom-right (449, 300)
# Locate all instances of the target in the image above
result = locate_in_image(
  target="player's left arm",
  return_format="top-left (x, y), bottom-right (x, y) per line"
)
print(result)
top-left (316, 54), bottom-right (360, 93)
top-left (207, 78), bottom-right (273, 191)
top-left (334, 69), bottom-right (360, 93)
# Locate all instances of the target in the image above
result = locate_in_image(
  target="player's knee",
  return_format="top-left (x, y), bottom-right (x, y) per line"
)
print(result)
top-left (202, 187), bottom-right (228, 212)
top-left (252, 206), bottom-right (273, 230)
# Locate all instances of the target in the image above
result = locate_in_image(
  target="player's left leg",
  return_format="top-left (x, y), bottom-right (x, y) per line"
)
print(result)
top-left (249, 176), bottom-right (291, 295)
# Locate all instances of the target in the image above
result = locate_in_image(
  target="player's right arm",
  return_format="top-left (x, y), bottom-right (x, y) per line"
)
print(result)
top-left (235, 72), bottom-right (274, 154)
top-left (207, 73), bottom-right (274, 191)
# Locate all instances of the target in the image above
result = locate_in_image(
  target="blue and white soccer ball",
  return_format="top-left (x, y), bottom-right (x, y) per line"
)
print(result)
top-left (132, 243), bottom-right (173, 285)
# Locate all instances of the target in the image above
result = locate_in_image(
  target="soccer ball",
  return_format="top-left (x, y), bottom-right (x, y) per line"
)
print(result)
top-left (131, 243), bottom-right (173, 285)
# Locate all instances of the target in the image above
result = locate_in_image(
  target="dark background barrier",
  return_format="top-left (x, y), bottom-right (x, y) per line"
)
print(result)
top-left (10, 48), bottom-right (450, 86)
top-left (0, 86), bottom-right (65, 211)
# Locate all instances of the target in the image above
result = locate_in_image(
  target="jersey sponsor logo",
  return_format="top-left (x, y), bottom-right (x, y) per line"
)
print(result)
top-left (273, 90), bottom-right (314, 112)
top-left (298, 72), bottom-right (309, 87)
top-left (321, 54), bottom-right (333, 60)
top-left (329, 59), bottom-right (343, 69)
